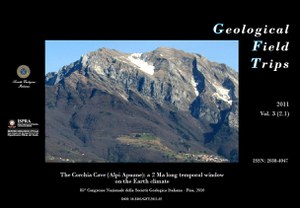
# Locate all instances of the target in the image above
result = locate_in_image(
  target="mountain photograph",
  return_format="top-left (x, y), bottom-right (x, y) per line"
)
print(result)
top-left (45, 42), bottom-right (238, 163)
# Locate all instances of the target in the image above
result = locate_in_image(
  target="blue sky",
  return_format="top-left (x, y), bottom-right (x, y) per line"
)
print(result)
top-left (45, 40), bottom-right (238, 74)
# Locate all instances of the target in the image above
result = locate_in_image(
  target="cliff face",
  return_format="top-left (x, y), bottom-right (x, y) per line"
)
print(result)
top-left (45, 47), bottom-right (238, 162)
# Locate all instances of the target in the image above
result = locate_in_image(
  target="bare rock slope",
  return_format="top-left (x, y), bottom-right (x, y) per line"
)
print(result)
top-left (46, 47), bottom-right (238, 162)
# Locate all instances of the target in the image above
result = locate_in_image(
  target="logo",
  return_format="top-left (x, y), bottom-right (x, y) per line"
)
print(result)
top-left (12, 65), bottom-right (35, 88)
top-left (8, 120), bottom-right (16, 128)
top-left (7, 118), bottom-right (39, 137)
top-left (17, 65), bottom-right (31, 79)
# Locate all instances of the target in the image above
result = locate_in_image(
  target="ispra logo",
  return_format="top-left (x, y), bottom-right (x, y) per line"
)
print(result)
top-left (8, 120), bottom-right (16, 128)
top-left (18, 119), bottom-right (31, 123)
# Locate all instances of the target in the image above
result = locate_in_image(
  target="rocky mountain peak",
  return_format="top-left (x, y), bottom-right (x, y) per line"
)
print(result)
top-left (46, 47), bottom-right (239, 162)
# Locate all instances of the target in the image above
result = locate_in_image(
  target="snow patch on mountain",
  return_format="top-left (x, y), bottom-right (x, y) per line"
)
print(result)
top-left (213, 84), bottom-right (232, 105)
top-left (191, 76), bottom-right (199, 96)
top-left (94, 66), bottom-right (105, 75)
top-left (128, 53), bottom-right (155, 75)
top-left (81, 54), bottom-right (89, 67)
